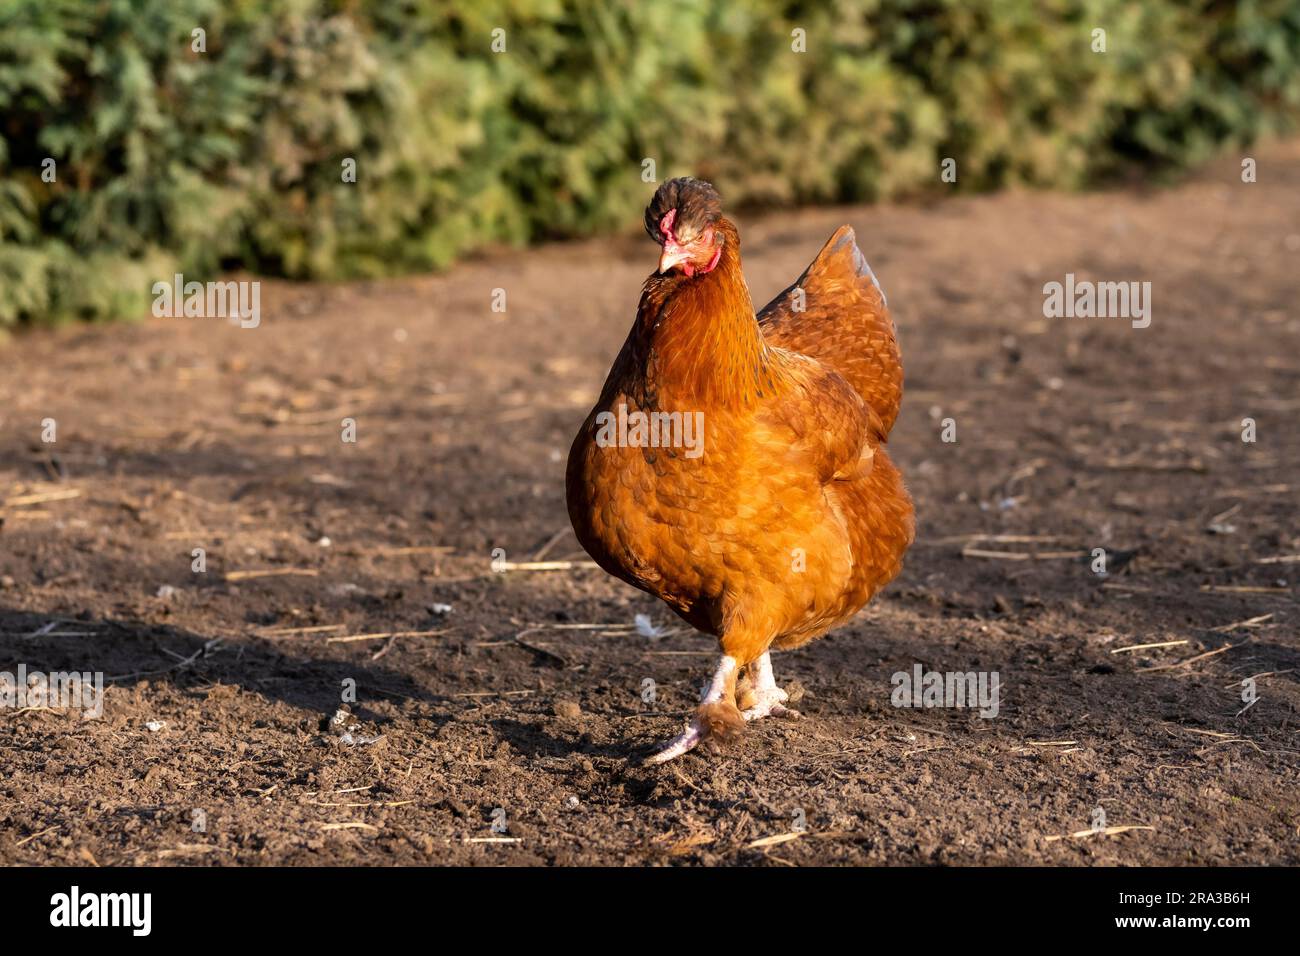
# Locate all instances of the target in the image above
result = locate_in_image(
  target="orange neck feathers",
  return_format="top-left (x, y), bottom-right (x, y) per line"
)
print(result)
top-left (633, 219), bottom-right (772, 409)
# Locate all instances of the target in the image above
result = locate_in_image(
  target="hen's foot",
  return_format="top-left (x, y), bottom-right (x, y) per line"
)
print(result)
top-left (742, 686), bottom-right (800, 721)
top-left (644, 654), bottom-right (740, 765)
top-left (740, 651), bottom-right (801, 721)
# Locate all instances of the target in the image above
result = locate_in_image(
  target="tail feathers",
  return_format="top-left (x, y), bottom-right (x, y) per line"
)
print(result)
top-left (825, 226), bottom-right (888, 307)
top-left (758, 225), bottom-right (903, 436)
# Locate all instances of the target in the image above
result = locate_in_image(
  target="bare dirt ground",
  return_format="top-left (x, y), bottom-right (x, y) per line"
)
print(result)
top-left (1, 142), bottom-right (1298, 867)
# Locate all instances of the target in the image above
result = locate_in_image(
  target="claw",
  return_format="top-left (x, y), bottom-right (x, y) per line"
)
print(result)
top-left (645, 719), bottom-right (704, 764)
top-left (741, 688), bottom-right (800, 722)
top-left (740, 653), bottom-right (801, 722)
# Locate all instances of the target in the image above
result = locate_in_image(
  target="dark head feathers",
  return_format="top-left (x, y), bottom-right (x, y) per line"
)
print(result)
top-left (644, 177), bottom-right (723, 245)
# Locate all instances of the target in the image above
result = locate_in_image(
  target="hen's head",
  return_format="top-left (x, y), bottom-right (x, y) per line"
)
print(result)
top-left (644, 177), bottom-right (724, 277)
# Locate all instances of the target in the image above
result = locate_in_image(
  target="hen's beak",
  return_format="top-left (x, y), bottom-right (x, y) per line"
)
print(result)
top-left (658, 244), bottom-right (691, 274)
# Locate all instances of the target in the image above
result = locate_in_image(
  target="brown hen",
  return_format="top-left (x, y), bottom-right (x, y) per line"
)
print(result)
top-left (566, 178), bottom-right (914, 762)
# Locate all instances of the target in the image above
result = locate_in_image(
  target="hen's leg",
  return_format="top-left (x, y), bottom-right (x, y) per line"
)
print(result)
top-left (741, 652), bottom-right (800, 721)
top-left (646, 654), bottom-right (741, 764)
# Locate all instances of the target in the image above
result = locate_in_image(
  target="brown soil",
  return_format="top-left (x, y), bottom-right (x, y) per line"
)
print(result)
top-left (1, 143), bottom-right (1298, 867)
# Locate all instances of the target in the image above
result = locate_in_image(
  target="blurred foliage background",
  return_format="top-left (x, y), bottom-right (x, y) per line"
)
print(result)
top-left (1, 0), bottom-right (1297, 328)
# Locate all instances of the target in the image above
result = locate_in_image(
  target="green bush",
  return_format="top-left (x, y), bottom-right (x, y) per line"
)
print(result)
top-left (1, 0), bottom-right (1297, 327)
